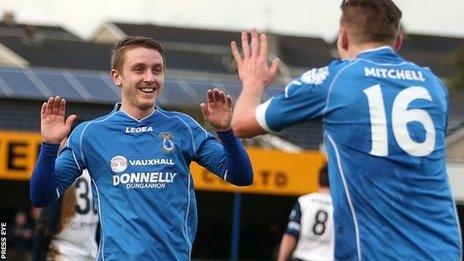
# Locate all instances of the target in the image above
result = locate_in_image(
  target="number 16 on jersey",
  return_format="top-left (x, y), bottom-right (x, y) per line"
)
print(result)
top-left (363, 84), bottom-right (436, 157)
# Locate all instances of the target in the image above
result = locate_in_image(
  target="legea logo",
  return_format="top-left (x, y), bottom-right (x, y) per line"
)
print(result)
top-left (110, 155), bottom-right (127, 173)
top-left (125, 126), bottom-right (153, 133)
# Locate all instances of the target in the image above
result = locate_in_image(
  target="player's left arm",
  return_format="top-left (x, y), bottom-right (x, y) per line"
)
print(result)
top-left (277, 234), bottom-right (298, 261)
top-left (278, 200), bottom-right (302, 261)
top-left (198, 88), bottom-right (253, 186)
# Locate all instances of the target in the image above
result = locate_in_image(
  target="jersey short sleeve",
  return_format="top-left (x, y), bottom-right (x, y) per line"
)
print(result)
top-left (256, 61), bottom-right (348, 132)
top-left (285, 200), bottom-right (302, 238)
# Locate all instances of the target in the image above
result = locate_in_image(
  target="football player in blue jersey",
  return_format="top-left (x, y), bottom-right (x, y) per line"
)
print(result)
top-left (30, 36), bottom-right (253, 260)
top-left (230, 0), bottom-right (461, 259)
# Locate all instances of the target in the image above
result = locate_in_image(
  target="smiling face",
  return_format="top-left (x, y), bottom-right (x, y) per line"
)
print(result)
top-left (111, 47), bottom-right (165, 118)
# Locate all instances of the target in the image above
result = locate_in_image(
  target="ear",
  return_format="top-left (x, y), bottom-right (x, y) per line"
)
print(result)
top-left (394, 33), bottom-right (403, 52)
top-left (340, 29), bottom-right (349, 50)
top-left (111, 69), bottom-right (122, 87)
top-left (337, 29), bottom-right (350, 59)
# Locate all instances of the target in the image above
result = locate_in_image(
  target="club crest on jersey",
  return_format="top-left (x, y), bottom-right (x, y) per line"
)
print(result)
top-left (160, 132), bottom-right (175, 152)
top-left (110, 155), bottom-right (128, 173)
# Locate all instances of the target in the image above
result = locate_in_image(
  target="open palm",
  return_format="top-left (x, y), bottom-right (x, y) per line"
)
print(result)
top-left (201, 89), bottom-right (232, 132)
top-left (41, 96), bottom-right (76, 144)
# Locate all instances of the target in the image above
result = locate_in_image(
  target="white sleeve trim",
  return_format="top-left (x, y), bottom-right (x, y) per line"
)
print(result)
top-left (255, 98), bottom-right (273, 133)
top-left (284, 84), bottom-right (292, 98)
top-left (288, 221), bottom-right (300, 231)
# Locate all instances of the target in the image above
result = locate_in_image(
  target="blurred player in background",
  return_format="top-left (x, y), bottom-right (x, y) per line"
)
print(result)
top-left (277, 164), bottom-right (333, 261)
top-left (30, 36), bottom-right (253, 260)
top-left (33, 169), bottom-right (98, 261)
top-left (230, 0), bottom-right (461, 259)
top-left (33, 137), bottom-right (98, 261)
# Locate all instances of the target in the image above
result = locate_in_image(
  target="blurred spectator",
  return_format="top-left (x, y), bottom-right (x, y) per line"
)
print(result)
top-left (30, 206), bottom-right (42, 227)
top-left (7, 210), bottom-right (34, 260)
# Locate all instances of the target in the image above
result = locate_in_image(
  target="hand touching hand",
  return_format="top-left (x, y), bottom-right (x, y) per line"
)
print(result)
top-left (201, 89), bottom-right (232, 132)
top-left (230, 28), bottom-right (280, 90)
top-left (41, 96), bottom-right (76, 144)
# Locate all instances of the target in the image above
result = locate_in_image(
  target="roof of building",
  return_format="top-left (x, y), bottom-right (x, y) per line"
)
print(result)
top-left (0, 35), bottom-right (233, 73)
top-left (0, 21), bottom-right (80, 41)
top-left (279, 35), bottom-right (334, 69)
top-left (0, 35), bottom-right (111, 70)
top-left (113, 22), bottom-right (240, 46)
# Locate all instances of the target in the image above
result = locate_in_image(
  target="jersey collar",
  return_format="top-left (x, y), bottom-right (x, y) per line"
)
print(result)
top-left (353, 46), bottom-right (405, 64)
top-left (113, 102), bottom-right (160, 123)
top-left (356, 46), bottom-right (396, 59)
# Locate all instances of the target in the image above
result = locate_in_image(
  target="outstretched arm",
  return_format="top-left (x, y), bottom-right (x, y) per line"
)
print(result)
top-left (230, 28), bottom-right (280, 138)
top-left (30, 97), bottom-right (77, 206)
top-left (199, 89), bottom-right (253, 186)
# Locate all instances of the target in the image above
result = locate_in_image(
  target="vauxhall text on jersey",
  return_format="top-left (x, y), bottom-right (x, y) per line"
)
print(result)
top-left (31, 104), bottom-right (253, 260)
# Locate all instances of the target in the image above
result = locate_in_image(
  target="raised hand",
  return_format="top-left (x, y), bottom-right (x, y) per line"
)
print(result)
top-left (41, 96), bottom-right (76, 144)
top-left (200, 89), bottom-right (232, 132)
top-left (230, 28), bottom-right (280, 90)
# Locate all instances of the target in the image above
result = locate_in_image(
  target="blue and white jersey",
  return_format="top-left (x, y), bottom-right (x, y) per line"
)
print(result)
top-left (33, 170), bottom-right (98, 261)
top-left (51, 104), bottom-right (244, 260)
top-left (256, 47), bottom-right (461, 260)
top-left (48, 170), bottom-right (99, 261)
top-left (285, 192), bottom-right (334, 261)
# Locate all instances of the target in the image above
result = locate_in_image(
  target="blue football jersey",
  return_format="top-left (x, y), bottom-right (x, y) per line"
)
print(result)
top-left (53, 104), bottom-right (241, 260)
top-left (256, 47), bottom-right (461, 260)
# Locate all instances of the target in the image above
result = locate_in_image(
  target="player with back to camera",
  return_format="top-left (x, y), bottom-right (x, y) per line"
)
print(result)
top-left (230, 0), bottom-right (461, 259)
top-left (30, 36), bottom-right (253, 260)
top-left (278, 164), bottom-right (333, 261)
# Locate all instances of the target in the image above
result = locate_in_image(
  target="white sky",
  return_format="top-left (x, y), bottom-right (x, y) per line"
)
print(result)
top-left (1, 0), bottom-right (464, 41)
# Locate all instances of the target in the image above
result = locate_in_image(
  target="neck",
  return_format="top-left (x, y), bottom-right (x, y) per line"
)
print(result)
top-left (319, 187), bottom-right (330, 194)
top-left (120, 104), bottom-right (155, 120)
top-left (347, 42), bottom-right (393, 59)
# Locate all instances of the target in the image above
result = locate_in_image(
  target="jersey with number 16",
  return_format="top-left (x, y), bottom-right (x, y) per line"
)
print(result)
top-left (256, 47), bottom-right (461, 260)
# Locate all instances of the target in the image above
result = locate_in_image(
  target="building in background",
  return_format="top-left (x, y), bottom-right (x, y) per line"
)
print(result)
top-left (0, 13), bottom-right (463, 260)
